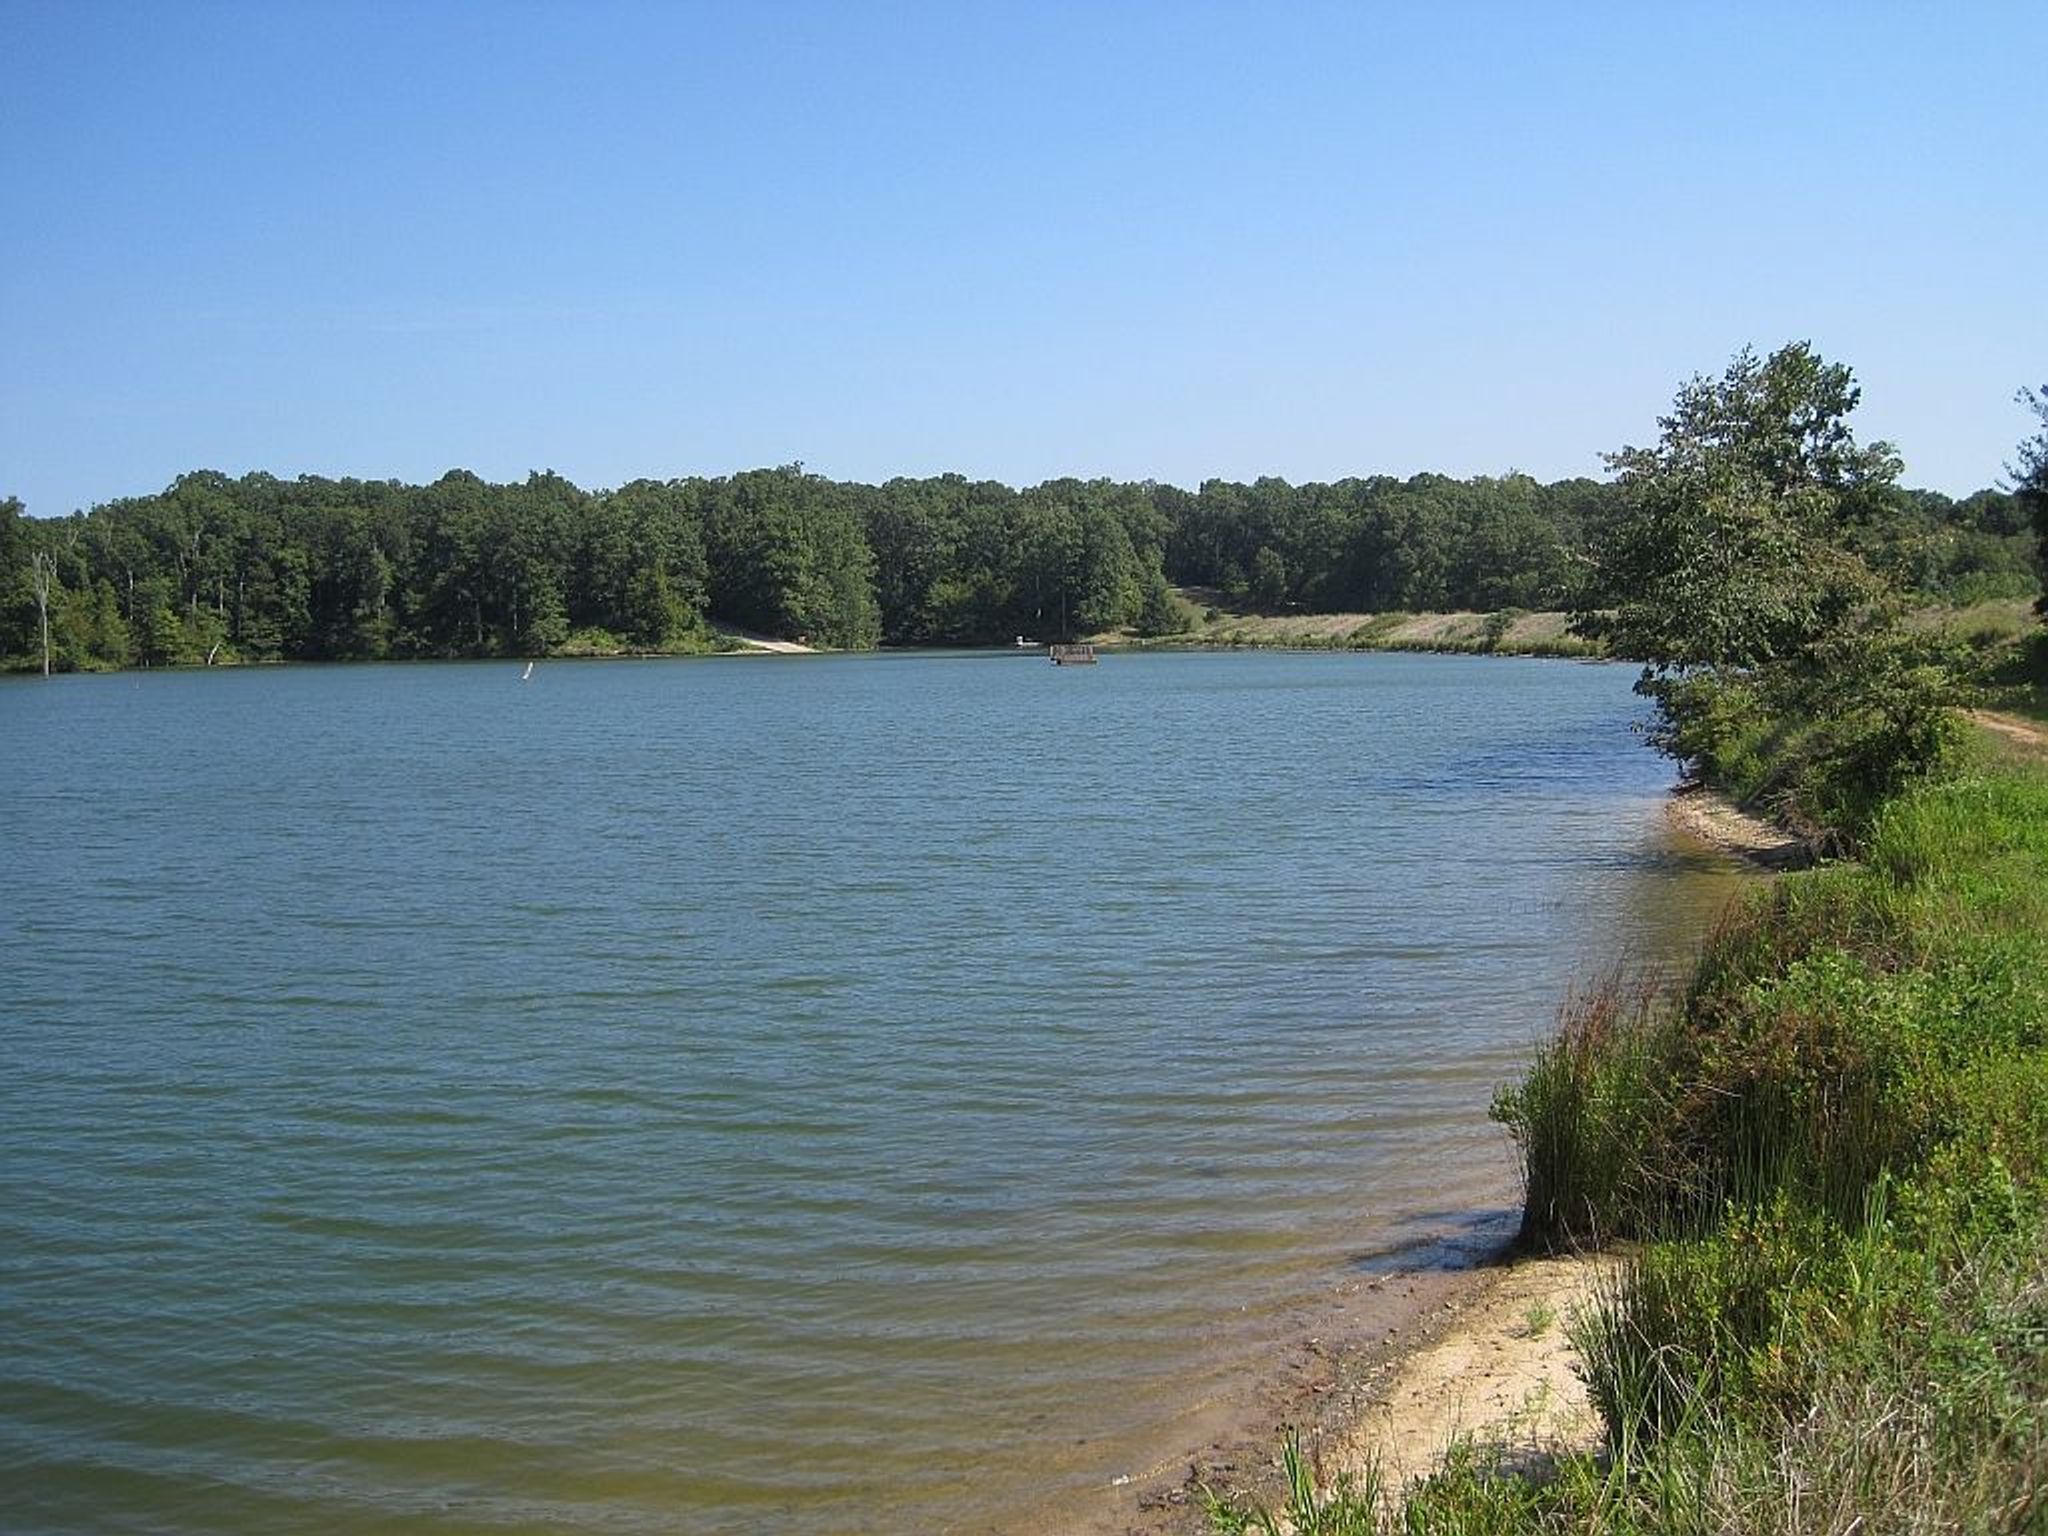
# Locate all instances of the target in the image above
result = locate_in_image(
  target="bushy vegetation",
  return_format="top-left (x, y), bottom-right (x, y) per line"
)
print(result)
top-left (2016, 385), bottom-right (2048, 619)
top-left (1573, 343), bottom-right (2041, 850)
top-left (1501, 762), bottom-right (2048, 1235)
top-left (1487, 763), bottom-right (2047, 1532)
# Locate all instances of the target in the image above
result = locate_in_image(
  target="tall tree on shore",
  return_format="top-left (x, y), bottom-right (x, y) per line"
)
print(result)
top-left (1583, 342), bottom-right (1956, 836)
top-left (1581, 342), bottom-right (1902, 681)
top-left (0, 497), bottom-right (31, 665)
top-left (2015, 385), bottom-right (2048, 618)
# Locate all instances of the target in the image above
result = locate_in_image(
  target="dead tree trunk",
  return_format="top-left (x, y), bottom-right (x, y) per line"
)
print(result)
top-left (30, 549), bottom-right (55, 678)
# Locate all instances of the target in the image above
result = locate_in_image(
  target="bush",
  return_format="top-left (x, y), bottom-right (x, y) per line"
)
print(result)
top-left (1480, 608), bottom-right (1526, 651)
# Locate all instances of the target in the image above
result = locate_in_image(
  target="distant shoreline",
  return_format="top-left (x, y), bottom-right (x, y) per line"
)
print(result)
top-left (2, 612), bottom-right (1603, 677)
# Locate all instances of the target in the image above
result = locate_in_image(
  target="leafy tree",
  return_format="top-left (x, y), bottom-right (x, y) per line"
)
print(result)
top-left (2015, 385), bottom-right (2048, 618)
top-left (2, 439), bottom-right (2009, 673)
top-left (1583, 342), bottom-right (1901, 677)
top-left (129, 576), bottom-right (185, 666)
top-left (1583, 343), bottom-right (1955, 841)
top-left (0, 497), bottom-right (33, 664)
top-left (703, 467), bottom-right (880, 647)
top-left (1249, 545), bottom-right (1289, 609)
top-left (1133, 560), bottom-right (1189, 637)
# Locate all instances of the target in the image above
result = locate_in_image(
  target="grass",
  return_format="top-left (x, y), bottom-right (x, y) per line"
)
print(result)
top-left (1209, 750), bottom-right (2048, 1535)
top-left (1981, 628), bottom-right (2048, 725)
top-left (553, 624), bottom-right (730, 657)
top-left (1906, 596), bottom-right (2039, 649)
top-left (1201, 1429), bottom-right (1384, 1536)
top-left (1116, 602), bottom-right (1604, 658)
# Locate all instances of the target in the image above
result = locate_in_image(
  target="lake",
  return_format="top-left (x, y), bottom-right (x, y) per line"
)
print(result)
top-left (0, 650), bottom-right (1746, 1534)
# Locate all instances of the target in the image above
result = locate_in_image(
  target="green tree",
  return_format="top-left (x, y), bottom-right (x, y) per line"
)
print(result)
top-left (1583, 343), bottom-right (1954, 839)
top-left (2014, 385), bottom-right (2048, 619)
top-left (1583, 342), bottom-right (1901, 676)
top-left (1249, 544), bottom-right (1289, 609)
top-left (0, 497), bottom-right (33, 665)
top-left (704, 467), bottom-right (880, 647)
top-left (130, 576), bottom-right (185, 666)
top-left (1133, 560), bottom-right (1188, 637)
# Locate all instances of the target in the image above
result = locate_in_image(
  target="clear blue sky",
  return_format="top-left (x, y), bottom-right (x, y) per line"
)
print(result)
top-left (4, 1), bottom-right (2043, 516)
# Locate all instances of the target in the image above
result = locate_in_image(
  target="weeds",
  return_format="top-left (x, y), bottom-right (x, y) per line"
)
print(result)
top-left (1200, 1429), bottom-right (1381, 1536)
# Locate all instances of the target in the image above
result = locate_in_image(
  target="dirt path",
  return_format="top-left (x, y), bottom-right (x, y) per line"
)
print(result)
top-left (1970, 709), bottom-right (2048, 758)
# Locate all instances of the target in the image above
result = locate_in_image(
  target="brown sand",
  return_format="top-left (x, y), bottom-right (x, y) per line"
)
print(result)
top-left (1323, 1253), bottom-right (1617, 1494)
top-left (1081, 1250), bottom-right (1615, 1533)
top-left (1663, 782), bottom-right (1809, 869)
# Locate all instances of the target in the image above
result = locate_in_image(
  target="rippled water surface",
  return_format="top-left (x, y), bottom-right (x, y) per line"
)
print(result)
top-left (0, 651), bottom-right (1746, 1534)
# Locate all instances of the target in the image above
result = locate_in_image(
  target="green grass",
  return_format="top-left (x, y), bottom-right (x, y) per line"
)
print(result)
top-left (1981, 629), bottom-right (2048, 725)
top-left (1907, 597), bottom-right (2040, 650)
top-left (1201, 1429), bottom-right (1384, 1536)
top-left (553, 624), bottom-right (729, 658)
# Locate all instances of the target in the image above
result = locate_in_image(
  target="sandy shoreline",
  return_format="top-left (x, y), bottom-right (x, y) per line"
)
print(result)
top-left (1662, 781), bottom-right (1809, 869)
top-left (1058, 1243), bottom-right (1611, 1534)
top-left (1059, 783), bottom-right (1788, 1533)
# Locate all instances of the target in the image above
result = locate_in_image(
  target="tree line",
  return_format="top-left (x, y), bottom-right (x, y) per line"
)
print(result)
top-left (0, 451), bottom-right (2037, 672)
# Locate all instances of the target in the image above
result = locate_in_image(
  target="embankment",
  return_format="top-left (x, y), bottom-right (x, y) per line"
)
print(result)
top-left (1103, 606), bottom-right (1599, 659)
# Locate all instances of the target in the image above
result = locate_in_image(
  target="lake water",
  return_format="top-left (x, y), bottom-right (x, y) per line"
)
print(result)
top-left (0, 650), bottom-right (1745, 1534)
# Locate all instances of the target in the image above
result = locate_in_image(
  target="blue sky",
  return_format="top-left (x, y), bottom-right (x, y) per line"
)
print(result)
top-left (3, 1), bottom-right (2043, 515)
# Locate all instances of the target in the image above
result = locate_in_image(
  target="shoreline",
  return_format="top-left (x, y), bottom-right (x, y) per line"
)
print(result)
top-left (1188, 1256), bottom-right (1609, 1533)
top-left (1078, 780), bottom-right (1792, 1534)
top-left (1057, 1234), bottom-right (1616, 1535)
top-left (1032, 1222), bottom-right (1524, 1535)
top-left (0, 611), bottom-right (1598, 677)
top-left (1662, 781), bottom-right (1811, 869)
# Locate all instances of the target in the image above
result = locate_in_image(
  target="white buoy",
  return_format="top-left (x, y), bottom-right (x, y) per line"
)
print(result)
top-left (522, 661), bottom-right (534, 681)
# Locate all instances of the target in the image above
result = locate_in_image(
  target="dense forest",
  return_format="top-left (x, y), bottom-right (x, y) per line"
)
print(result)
top-left (0, 459), bottom-right (2037, 671)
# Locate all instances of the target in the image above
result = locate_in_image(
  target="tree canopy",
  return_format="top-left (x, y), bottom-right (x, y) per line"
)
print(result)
top-left (2015, 385), bottom-right (2048, 619)
top-left (1580, 343), bottom-right (1983, 841)
top-left (1582, 343), bottom-right (1903, 676)
top-left (0, 439), bottom-right (2032, 673)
